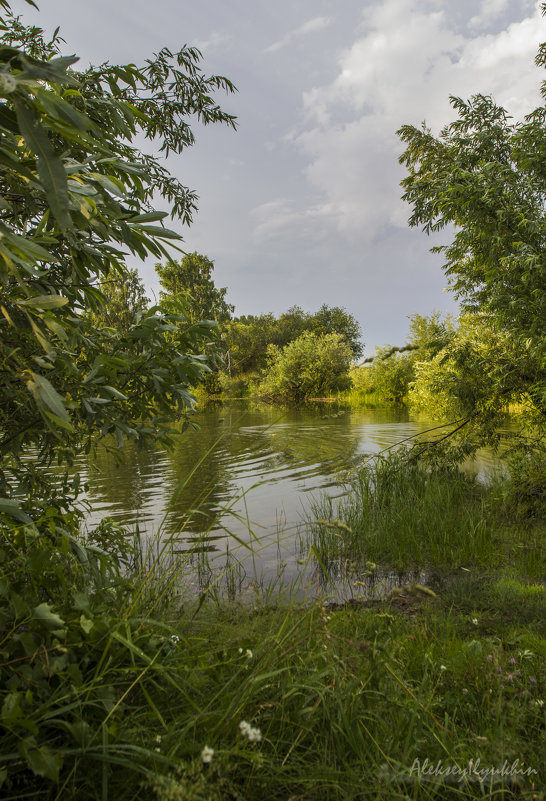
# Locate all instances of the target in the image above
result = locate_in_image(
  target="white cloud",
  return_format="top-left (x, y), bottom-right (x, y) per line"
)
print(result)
top-left (265, 16), bottom-right (332, 54)
top-left (193, 31), bottom-right (231, 53)
top-left (250, 198), bottom-right (334, 243)
top-left (282, 0), bottom-right (543, 241)
top-left (468, 0), bottom-right (510, 31)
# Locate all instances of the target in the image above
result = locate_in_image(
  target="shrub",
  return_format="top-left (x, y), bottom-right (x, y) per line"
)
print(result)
top-left (259, 331), bottom-right (352, 404)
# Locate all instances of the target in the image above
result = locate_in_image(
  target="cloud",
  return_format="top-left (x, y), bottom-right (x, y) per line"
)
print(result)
top-left (281, 0), bottom-right (543, 242)
top-left (250, 198), bottom-right (334, 243)
top-left (265, 16), bottom-right (332, 54)
top-left (468, 0), bottom-right (510, 31)
top-left (193, 31), bottom-right (232, 53)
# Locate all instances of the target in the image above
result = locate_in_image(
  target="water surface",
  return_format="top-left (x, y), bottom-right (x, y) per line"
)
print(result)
top-left (68, 401), bottom-right (501, 597)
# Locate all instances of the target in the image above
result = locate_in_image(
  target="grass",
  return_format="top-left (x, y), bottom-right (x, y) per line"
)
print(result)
top-left (1, 456), bottom-right (544, 799)
top-left (306, 453), bottom-right (545, 578)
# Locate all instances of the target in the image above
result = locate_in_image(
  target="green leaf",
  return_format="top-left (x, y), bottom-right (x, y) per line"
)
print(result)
top-left (27, 372), bottom-right (72, 426)
top-left (133, 224), bottom-right (181, 240)
top-left (128, 211), bottom-right (168, 223)
top-left (17, 294), bottom-right (69, 310)
top-left (80, 614), bottom-right (93, 634)
top-left (0, 497), bottom-right (32, 523)
top-left (32, 602), bottom-right (65, 629)
top-left (2, 692), bottom-right (23, 724)
top-left (13, 98), bottom-right (71, 232)
top-left (24, 744), bottom-right (62, 783)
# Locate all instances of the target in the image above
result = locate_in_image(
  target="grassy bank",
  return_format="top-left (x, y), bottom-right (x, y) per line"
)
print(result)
top-left (307, 454), bottom-right (544, 577)
top-left (1, 460), bottom-right (544, 799)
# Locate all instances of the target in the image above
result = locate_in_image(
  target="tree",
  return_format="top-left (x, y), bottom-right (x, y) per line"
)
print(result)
top-left (0, 11), bottom-right (237, 494)
top-left (0, 4), bottom-right (238, 791)
top-left (310, 304), bottom-right (363, 360)
top-left (156, 252), bottom-right (234, 324)
top-left (85, 268), bottom-right (149, 334)
top-left (397, 21), bottom-right (546, 446)
top-left (259, 331), bottom-right (352, 404)
top-left (366, 345), bottom-right (415, 403)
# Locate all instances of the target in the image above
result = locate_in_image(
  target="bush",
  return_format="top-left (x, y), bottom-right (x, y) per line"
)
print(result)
top-left (367, 348), bottom-right (415, 402)
top-left (259, 331), bottom-right (352, 404)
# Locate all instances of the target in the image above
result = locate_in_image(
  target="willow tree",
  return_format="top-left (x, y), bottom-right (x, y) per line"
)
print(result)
top-left (397, 21), bottom-right (546, 457)
top-left (0, 3), bottom-right (237, 507)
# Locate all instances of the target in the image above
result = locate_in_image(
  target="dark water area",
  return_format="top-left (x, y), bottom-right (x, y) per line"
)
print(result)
top-left (53, 401), bottom-right (503, 599)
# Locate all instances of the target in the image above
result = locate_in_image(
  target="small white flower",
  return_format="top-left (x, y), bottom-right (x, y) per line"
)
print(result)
top-left (238, 647), bottom-right (243, 654)
top-left (239, 720), bottom-right (262, 742)
top-left (201, 745), bottom-right (214, 764)
top-left (248, 727), bottom-right (262, 742)
top-left (472, 618), bottom-right (478, 626)
top-left (535, 699), bottom-right (544, 707)
top-left (245, 649), bottom-right (253, 659)
top-left (155, 735), bottom-right (162, 744)
top-left (462, 688), bottom-right (468, 695)
top-left (170, 634), bottom-right (180, 644)
top-left (440, 665), bottom-right (447, 672)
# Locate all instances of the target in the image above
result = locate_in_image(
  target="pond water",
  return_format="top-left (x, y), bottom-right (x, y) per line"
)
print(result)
top-left (66, 401), bottom-right (501, 599)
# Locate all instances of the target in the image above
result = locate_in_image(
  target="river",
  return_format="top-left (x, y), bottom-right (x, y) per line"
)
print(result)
top-left (64, 401), bottom-right (501, 599)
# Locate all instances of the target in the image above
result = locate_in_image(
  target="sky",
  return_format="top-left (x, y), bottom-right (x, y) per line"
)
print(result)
top-left (18, 0), bottom-right (545, 354)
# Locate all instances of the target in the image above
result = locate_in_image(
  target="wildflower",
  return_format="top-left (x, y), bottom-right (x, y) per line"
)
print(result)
top-left (486, 654), bottom-right (493, 662)
top-left (462, 688), bottom-right (469, 695)
top-left (535, 699), bottom-right (544, 707)
top-left (530, 677), bottom-right (537, 685)
top-left (155, 735), bottom-right (162, 744)
top-left (440, 665), bottom-right (447, 672)
top-left (239, 720), bottom-right (262, 742)
top-left (245, 649), bottom-right (253, 659)
top-left (170, 634), bottom-right (180, 644)
top-left (506, 674), bottom-right (514, 682)
top-left (509, 657), bottom-right (516, 666)
top-left (238, 647), bottom-right (243, 654)
top-left (248, 727), bottom-right (262, 743)
top-left (472, 618), bottom-right (478, 626)
top-left (201, 746), bottom-right (214, 764)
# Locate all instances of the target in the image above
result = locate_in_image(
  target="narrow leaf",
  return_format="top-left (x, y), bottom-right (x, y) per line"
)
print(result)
top-left (17, 294), bottom-right (68, 310)
top-left (27, 371), bottom-right (71, 423)
top-left (14, 98), bottom-right (71, 231)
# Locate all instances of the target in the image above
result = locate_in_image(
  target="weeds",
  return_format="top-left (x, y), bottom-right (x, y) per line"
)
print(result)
top-left (1, 454), bottom-right (544, 799)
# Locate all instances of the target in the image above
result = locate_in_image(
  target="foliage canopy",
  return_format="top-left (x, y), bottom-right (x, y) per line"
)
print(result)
top-left (156, 251), bottom-right (234, 324)
top-left (0, 7), bottom-right (237, 503)
top-left (259, 331), bottom-right (352, 404)
top-left (398, 26), bottom-right (546, 447)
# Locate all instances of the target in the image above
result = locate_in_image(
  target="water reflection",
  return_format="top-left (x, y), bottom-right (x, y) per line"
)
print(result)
top-left (67, 401), bottom-right (503, 595)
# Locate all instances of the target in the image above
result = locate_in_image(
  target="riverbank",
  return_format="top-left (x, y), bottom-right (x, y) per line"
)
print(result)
top-left (3, 459), bottom-right (544, 799)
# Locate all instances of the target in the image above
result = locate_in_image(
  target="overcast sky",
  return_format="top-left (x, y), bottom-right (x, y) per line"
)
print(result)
top-left (19, 0), bottom-right (544, 353)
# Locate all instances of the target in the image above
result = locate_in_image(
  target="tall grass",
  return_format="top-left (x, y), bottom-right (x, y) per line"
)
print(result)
top-left (2, 451), bottom-right (544, 799)
top-left (307, 453), bottom-right (497, 568)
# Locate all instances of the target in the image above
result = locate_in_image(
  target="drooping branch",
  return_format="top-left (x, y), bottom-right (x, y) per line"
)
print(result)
top-left (358, 344), bottom-right (419, 366)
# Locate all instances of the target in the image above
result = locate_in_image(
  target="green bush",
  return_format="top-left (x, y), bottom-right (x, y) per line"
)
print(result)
top-left (367, 347), bottom-right (415, 402)
top-left (259, 331), bottom-right (352, 404)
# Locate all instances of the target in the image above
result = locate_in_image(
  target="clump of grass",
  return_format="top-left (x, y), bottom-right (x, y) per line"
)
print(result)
top-left (308, 453), bottom-right (494, 569)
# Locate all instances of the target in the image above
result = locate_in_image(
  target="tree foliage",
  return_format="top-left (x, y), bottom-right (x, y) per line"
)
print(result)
top-left (156, 251), bottom-right (234, 324)
top-left (224, 304), bottom-right (362, 376)
top-left (0, 8), bottom-right (237, 504)
top-left (0, 4), bottom-right (238, 792)
top-left (259, 331), bottom-right (352, 404)
top-left (398, 33), bottom-right (546, 435)
top-left (84, 268), bottom-right (149, 334)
